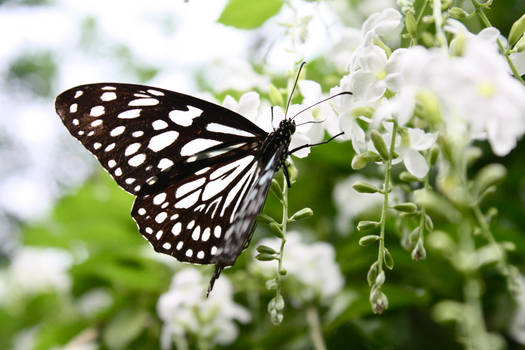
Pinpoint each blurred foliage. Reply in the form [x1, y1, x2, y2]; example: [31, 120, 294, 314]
[2, 0, 525, 349]
[7, 50, 57, 97]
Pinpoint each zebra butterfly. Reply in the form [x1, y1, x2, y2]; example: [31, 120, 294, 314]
[55, 77, 348, 294]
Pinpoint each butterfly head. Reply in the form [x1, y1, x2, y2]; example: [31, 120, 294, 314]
[279, 118, 296, 136]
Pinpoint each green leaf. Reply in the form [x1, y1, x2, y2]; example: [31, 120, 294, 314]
[218, 0, 284, 29]
[103, 309, 149, 350]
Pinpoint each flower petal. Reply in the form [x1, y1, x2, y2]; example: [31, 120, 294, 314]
[402, 148, 429, 178]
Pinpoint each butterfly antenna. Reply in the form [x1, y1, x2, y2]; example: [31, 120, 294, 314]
[291, 91, 352, 121]
[285, 61, 307, 117]
[296, 119, 326, 127]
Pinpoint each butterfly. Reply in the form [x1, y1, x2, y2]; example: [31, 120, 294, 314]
[55, 73, 349, 294]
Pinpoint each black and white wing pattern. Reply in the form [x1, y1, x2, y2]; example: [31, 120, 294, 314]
[55, 83, 295, 291]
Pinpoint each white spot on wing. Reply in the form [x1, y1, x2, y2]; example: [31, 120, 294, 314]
[74, 90, 83, 98]
[176, 178, 205, 199]
[180, 139, 221, 157]
[148, 131, 179, 152]
[91, 119, 102, 127]
[157, 158, 174, 170]
[176, 241, 183, 250]
[105, 143, 115, 152]
[155, 212, 167, 223]
[90, 106, 105, 117]
[69, 103, 78, 113]
[153, 192, 166, 205]
[174, 189, 201, 209]
[197, 251, 205, 259]
[185, 249, 193, 257]
[172, 223, 182, 236]
[206, 123, 255, 137]
[202, 228, 211, 241]
[132, 131, 144, 137]
[108, 160, 116, 168]
[152, 120, 168, 130]
[125, 143, 141, 156]
[162, 242, 171, 250]
[191, 226, 200, 240]
[128, 153, 146, 167]
[169, 106, 203, 127]
[118, 109, 141, 119]
[110, 126, 125, 137]
[101, 86, 116, 91]
[148, 89, 164, 96]
[101, 92, 117, 101]
[138, 208, 146, 215]
[214, 226, 221, 238]
[129, 98, 159, 106]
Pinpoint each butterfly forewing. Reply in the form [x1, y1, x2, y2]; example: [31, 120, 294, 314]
[55, 83, 268, 195]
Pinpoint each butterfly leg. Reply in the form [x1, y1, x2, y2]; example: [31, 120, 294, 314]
[283, 162, 292, 188]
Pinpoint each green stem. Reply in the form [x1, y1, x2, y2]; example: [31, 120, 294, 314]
[474, 3, 525, 84]
[377, 122, 398, 272]
[433, 0, 448, 50]
[306, 306, 327, 350]
[275, 172, 289, 303]
[458, 222, 491, 350]
[416, 0, 430, 26]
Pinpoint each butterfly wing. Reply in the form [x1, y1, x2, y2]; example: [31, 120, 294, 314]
[56, 83, 274, 266]
[55, 83, 267, 195]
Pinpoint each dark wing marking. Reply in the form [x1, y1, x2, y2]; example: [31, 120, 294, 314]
[55, 83, 267, 195]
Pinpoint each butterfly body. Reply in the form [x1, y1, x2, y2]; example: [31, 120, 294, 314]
[55, 82, 299, 292]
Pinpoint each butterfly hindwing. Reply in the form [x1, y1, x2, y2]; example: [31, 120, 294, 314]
[55, 83, 268, 195]
[131, 152, 263, 264]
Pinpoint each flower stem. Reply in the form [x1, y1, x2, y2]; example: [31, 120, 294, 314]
[306, 306, 327, 350]
[432, 0, 448, 50]
[474, 4, 525, 84]
[377, 122, 398, 272]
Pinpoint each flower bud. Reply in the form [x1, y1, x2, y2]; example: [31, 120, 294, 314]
[367, 262, 378, 286]
[265, 279, 278, 290]
[405, 11, 417, 38]
[515, 35, 525, 52]
[392, 202, 418, 213]
[411, 238, 427, 260]
[351, 151, 381, 170]
[370, 290, 389, 314]
[399, 171, 420, 182]
[429, 145, 440, 166]
[473, 163, 506, 198]
[375, 270, 386, 287]
[269, 84, 284, 107]
[353, 182, 381, 193]
[256, 253, 277, 261]
[448, 7, 468, 19]
[257, 245, 277, 255]
[269, 222, 283, 238]
[383, 248, 394, 270]
[357, 220, 380, 232]
[509, 14, 525, 48]
[359, 235, 380, 246]
[371, 131, 390, 161]
[270, 179, 282, 198]
[290, 207, 313, 221]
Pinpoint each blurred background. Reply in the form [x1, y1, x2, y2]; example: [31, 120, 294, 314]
[1, 0, 525, 349]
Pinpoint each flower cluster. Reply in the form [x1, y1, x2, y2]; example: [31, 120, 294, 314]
[252, 232, 344, 304]
[157, 267, 250, 349]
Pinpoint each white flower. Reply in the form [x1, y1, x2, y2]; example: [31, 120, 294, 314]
[299, 79, 342, 138]
[253, 232, 344, 303]
[157, 267, 250, 349]
[436, 28, 525, 155]
[0, 247, 72, 303]
[222, 91, 261, 124]
[509, 275, 525, 344]
[333, 175, 384, 232]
